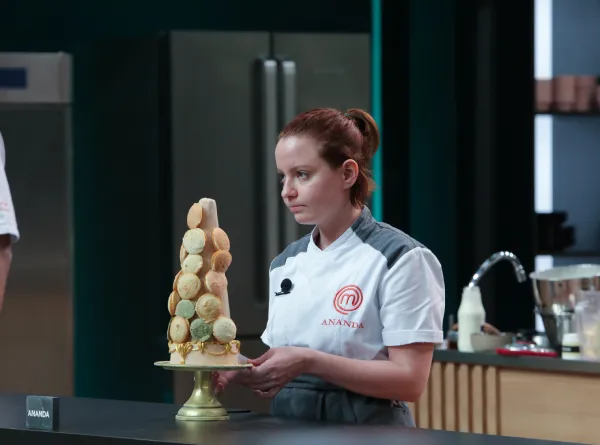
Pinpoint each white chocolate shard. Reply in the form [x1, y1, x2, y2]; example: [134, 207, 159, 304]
[197, 198, 230, 318]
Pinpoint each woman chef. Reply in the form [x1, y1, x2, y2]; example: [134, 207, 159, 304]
[214, 108, 445, 426]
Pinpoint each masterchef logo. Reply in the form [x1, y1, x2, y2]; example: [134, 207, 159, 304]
[321, 285, 365, 328]
[333, 285, 363, 315]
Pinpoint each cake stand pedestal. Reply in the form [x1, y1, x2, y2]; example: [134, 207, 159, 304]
[154, 361, 252, 422]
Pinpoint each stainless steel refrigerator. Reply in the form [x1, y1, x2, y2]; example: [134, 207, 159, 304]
[164, 31, 370, 412]
[96, 30, 371, 412]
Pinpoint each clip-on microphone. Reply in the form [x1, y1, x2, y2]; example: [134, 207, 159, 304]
[275, 278, 293, 296]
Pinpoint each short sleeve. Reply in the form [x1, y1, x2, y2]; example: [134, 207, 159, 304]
[379, 247, 445, 346]
[0, 133, 19, 243]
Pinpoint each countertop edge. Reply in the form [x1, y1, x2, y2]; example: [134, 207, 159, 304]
[433, 350, 600, 375]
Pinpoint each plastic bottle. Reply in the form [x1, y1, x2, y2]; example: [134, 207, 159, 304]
[457, 285, 486, 352]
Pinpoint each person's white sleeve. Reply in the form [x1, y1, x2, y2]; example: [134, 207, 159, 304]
[0, 133, 19, 243]
[379, 247, 445, 346]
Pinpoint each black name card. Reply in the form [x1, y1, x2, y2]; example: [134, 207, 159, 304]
[26, 395, 59, 431]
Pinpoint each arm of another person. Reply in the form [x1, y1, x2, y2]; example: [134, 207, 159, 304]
[0, 234, 12, 312]
[0, 132, 19, 313]
[251, 247, 445, 402]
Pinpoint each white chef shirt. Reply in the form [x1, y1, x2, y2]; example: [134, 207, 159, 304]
[261, 206, 445, 361]
[0, 131, 19, 243]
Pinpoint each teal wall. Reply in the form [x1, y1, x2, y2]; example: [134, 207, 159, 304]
[371, 0, 383, 221]
[409, 0, 457, 323]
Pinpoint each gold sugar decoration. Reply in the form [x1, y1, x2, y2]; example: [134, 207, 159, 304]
[175, 342, 194, 364]
[168, 339, 241, 359]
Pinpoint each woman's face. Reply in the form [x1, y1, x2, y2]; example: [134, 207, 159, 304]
[275, 136, 356, 225]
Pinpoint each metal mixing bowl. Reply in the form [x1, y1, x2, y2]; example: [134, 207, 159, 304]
[530, 264, 600, 351]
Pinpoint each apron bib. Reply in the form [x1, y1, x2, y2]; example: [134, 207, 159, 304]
[271, 374, 416, 426]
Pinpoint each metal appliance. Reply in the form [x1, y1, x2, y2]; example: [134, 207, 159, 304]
[530, 264, 600, 352]
[103, 31, 371, 412]
[172, 31, 369, 412]
[0, 53, 73, 396]
[167, 31, 369, 328]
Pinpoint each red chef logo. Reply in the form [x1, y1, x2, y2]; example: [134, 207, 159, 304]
[333, 285, 363, 315]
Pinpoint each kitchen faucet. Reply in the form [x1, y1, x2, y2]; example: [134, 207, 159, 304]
[468, 251, 527, 287]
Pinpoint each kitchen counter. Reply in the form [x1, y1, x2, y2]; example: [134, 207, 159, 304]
[410, 350, 600, 444]
[433, 349, 600, 375]
[0, 392, 581, 445]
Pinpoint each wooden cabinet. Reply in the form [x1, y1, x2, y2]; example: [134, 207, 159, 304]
[411, 360, 600, 445]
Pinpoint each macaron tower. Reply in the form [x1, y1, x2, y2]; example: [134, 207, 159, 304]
[167, 198, 241, 366]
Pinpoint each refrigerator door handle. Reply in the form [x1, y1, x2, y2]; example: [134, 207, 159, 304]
[277, 59, 299, 247]
[277, 59, 296, 129]
[256, 58, 280, 302]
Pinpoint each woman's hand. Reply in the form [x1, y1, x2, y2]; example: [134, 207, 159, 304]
[246, 347, 311, 397]
[212, 347, 311, 398]
[212, 371, 230, 395]
[212, 368, 255, 395]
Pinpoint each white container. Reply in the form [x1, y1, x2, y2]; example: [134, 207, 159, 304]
[574, 290, 600, 361]
[561, 332, 581, 361]
[457, 286, 486, 352]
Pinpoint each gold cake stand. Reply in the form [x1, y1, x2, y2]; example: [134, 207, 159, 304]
[155, 361, 252, 422]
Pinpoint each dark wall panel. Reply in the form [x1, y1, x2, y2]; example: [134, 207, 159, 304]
[455, 0, 535, 333]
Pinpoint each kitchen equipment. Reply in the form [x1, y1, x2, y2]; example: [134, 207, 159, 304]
[470, 332, 514, 352]
[530, 264, 600, 352]
[574, 288, 600, 361]
[533, 333, 552, 349]
[468, 251, 528, 287]
[456, 251, 526, 352]
[561, 332, 581, 361]
[162, 31, 370, 335]
[514, 329, 552, 348]
[496, 341, 558, 358]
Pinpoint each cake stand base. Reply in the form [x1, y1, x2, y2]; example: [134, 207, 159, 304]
[154, 361, 252, 422]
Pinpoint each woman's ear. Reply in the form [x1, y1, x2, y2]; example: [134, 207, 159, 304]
[341, 159, 359, 189]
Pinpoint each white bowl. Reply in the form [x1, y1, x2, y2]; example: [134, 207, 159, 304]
[470, 332, 514, 352]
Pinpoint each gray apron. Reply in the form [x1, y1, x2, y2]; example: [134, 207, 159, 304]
[271, 374, 416, 426]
